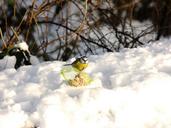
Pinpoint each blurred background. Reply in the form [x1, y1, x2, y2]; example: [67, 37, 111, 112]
[0, 0, 170, 61]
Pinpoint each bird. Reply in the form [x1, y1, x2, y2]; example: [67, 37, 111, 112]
[72, 56, 88, 71]
[65, 56, 88, 71]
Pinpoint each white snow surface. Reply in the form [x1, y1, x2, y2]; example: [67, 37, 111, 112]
[15, 41, 29, 51]
[1, 39, 171, 128]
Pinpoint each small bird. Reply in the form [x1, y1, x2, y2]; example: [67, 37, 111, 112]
[61, 56, 90, 87]
[65, 56, 88, 71]
[72, 56, 88, 71]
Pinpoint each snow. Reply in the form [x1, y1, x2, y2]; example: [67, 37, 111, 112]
[0, 56, 16, 70]
[1, 39, 171, 128]
[14, 41, 29, 51]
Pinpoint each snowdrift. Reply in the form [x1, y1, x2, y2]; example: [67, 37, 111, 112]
[1, 39, 171, 128]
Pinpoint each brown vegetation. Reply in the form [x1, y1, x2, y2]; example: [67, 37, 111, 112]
[0, 0, 170, 61]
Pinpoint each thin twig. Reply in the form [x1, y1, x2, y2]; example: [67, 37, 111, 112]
[0, 28, 6, 48]
[11, 27, 19, 41]
[37, 20, 113, 52]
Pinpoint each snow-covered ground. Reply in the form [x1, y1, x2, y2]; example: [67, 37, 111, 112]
[1, 39, 171, 128]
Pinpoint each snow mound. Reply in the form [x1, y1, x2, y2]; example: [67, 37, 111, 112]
[1, 39, 171, 128]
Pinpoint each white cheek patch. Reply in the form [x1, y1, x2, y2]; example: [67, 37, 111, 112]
[80, 57, 88, 64]
[84, 59, 88, 64]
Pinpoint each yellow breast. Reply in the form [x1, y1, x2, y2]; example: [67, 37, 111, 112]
[72, 61, 88, 71]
